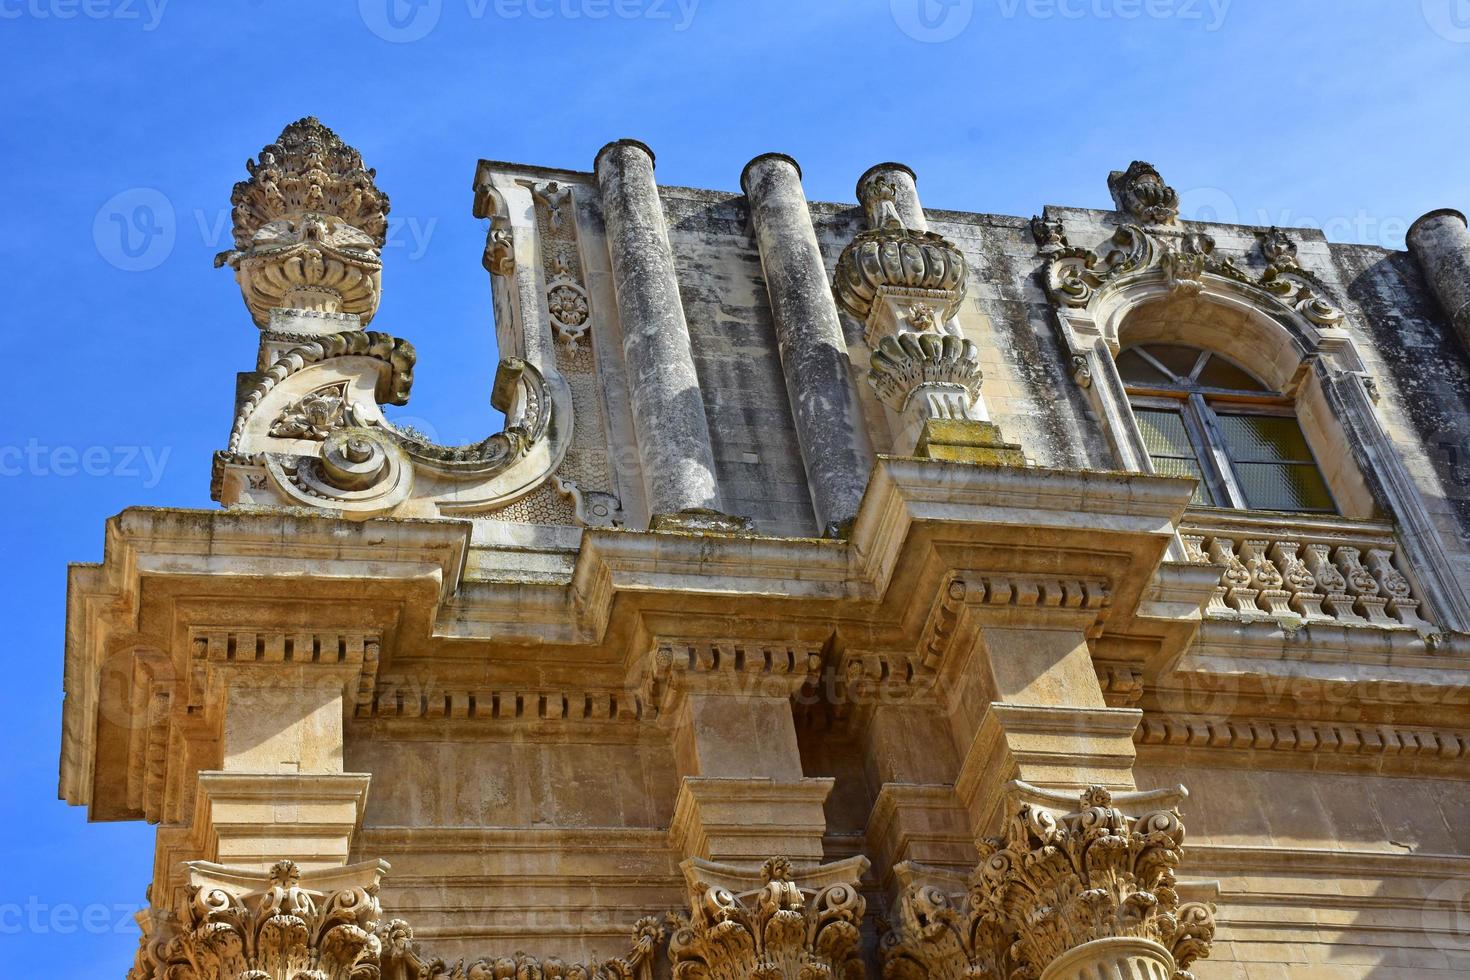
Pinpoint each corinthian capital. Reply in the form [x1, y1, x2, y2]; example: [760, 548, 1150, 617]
[668, 856, 867, 980]
[883, 783, 1216, 980]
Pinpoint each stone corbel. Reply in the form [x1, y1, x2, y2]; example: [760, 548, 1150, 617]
[882, 782, 1217, 980]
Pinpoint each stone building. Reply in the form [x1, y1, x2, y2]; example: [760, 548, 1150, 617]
[59, 118, 1470, 978]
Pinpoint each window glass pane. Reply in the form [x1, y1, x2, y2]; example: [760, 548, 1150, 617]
[1216, 413, 1314, 462]
[1150, 456, 1214, 506]
[1195, 355, 1268, 392]
[1133, 407, 1214, 505]
[1234, 462, 1335, 511]
[1144, 344, 1208, 380]
[1135, 407, 1194, 456]
[1116, 348, 1171, 385]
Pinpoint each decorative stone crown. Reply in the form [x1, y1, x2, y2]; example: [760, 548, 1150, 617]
[833, 225, 968, 337]
[215, 117, 390, 326]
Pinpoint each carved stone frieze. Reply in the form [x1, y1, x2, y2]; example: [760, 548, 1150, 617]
[882, 784, 1216, 980]
[216, 117, 390, 327]
[667, 857, 866, 980]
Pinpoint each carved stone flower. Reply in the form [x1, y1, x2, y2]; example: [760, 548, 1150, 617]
[548, 284, 589, 327]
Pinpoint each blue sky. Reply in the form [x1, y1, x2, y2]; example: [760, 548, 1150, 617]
[3, 0, 1470, 974]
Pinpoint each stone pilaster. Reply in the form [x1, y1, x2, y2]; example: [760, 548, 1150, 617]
[741, 153, 870, 535]
[595, 139, 725, 525]
[1408, 208, 1470, 359]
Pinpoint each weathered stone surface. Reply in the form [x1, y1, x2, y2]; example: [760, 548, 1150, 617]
[58, 128, 1470, 978]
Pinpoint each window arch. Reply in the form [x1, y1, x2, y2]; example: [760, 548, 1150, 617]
[1119, 343, 1335, 513]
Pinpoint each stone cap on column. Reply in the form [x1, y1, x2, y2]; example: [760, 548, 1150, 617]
[595, 137, 658, 172]
[740, 152, 803, 194]
[1409, 207, 1469, 242]
[856, 161, 918, 197]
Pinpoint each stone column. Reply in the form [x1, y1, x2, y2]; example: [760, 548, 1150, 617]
[741, 153, 870, 534]
[595, 139, 724, 524]
[858, 162, 926, 232]
[1408, 208, 1470, 356]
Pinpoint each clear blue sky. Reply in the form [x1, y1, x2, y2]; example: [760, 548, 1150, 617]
[3, 1, 1469, 974]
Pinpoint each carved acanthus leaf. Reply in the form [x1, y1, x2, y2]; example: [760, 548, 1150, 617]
[883, 785, 1217, 980]
[667, 857, 866, 980]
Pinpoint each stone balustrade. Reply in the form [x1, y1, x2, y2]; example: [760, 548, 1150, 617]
[1179, 511, 1439, 638]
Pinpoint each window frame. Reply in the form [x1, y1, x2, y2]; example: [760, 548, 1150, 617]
[1121, 345, 1338, 514]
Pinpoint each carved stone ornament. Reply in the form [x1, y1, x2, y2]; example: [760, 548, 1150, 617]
[129, 858, 666, 980]
[667, 857, 866, 980]
[868, 331, 983, 417]
[1107, 162, 1179, 226]
[1031, 215, 1068, 255]
[269, 381, 358, 440]
[833, 225, 969, 347]
[215, 117, 390, 327]
[882, 783, 1216, 980]
[1039, 213, 1345, 329]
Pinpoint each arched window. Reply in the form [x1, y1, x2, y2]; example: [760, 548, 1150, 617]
[1117, 343, 1335, 513]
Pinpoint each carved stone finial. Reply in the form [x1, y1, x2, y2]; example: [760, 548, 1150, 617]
[883, 783, 1217, 980]
[1259, 226, 1299, 271]
[216, 117, 391, 327]
[1108, 162, 1179, 226]
[1032, 214, 1069, 255]
[833, 225, 968, 345]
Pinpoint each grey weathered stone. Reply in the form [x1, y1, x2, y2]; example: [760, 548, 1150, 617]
[857, 162, 926, 232]
[742, 153, 870, 534]
[594, 139, 723, 520]
[1408, 208, 1470, 358]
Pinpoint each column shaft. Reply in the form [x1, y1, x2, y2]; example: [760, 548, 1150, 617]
[1409, 208, 1470, 357]
[595, 139, 722, 519]
[743, 154, 870, 533]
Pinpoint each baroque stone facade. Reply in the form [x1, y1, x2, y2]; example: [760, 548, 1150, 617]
[61, 120, 1470, 978]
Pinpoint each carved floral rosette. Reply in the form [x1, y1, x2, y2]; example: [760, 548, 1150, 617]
[667, 857, 866, 980]
[216, 117, 390, 326]
[882, 786, 1216, 980]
